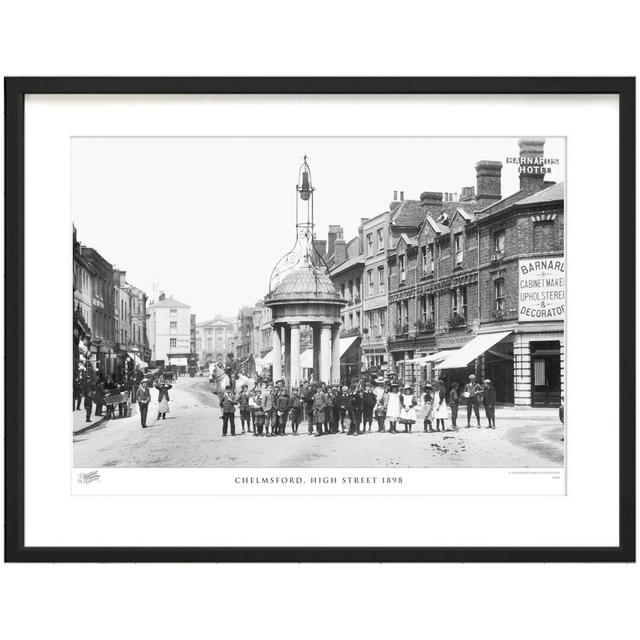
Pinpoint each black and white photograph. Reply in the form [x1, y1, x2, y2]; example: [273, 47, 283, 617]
[72, 136, 566, 472]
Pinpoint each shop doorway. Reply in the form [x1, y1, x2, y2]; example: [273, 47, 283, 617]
[485, 343, 514, 404]
[530, 340, 561, 407]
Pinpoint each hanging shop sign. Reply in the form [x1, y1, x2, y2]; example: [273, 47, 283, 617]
[518, 257, 565, 321]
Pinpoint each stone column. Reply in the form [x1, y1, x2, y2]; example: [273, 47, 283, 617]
[271, 323, 282, 382]
[312, 323, 321, 383]
[331, 324, 341, 385]
[284, 325, 291, 387]
[513, 334, 531, 406]
[320, 324, 332, 383]
[290, 324, 301, 389]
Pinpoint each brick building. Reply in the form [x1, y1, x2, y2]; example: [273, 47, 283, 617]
[387, 139, 564, 407]
[80, 246, 116, 376]
[329, 229, 365, 383]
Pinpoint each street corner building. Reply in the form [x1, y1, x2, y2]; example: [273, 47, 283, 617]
[384, 139, 564, 407]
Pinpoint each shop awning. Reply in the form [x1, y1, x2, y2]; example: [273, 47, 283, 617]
[408, 351, 456, 366]
[435, 331, 512, 369]
[339, 336, 358, 356]
[260, 347, 284, 366]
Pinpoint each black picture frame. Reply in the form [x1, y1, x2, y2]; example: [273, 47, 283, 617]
[4, 77, 635, 563]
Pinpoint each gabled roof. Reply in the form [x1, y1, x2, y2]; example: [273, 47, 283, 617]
[418, 214, 450, 240]
[396, 232, 419, 250]
[149, 296, 189, 309]
[516, 181, 564, 206]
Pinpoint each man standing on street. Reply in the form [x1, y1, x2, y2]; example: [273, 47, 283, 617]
[464, 374, 482, 428]
[83, 378, 94, 423]
[482, 378, 496, 428]
[136, 379, 151, 428]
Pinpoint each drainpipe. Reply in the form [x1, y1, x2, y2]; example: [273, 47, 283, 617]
[477, 224, 481, 325]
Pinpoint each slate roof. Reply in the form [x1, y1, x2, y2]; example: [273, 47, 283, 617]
[516, 181, 564, 206]
[390, 200, 426, 228]
[330, 254, 365, 277]
[475, 181, 563, 220]
[149, 296, 189, 309]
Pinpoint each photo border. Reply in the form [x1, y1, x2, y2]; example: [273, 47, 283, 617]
[4, 76, 635, 562]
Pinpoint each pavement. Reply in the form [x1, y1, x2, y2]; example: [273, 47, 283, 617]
[72, 407, 109, 434]
[73, 376, 565, 469]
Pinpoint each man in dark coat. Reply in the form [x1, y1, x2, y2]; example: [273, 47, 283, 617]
[274, 386, 290, 435]
[348, 388, 364, 435]
[362, 382, 377, 432]
[73, 377, 83, 411]
[83, 379, 95, 423]
[94, 376, 105, 416]
[482, 379, 497, 428]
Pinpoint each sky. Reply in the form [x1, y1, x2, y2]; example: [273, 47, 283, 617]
[72, 136, 565, 322]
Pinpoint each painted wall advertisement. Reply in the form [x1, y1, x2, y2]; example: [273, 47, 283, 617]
[518, 257, 565, 321]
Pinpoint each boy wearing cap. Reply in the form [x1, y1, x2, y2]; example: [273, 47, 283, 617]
[362, 382, 377, 432]
[337, 386, 350, 432]
[221, 385, 237, 436]
[237, 383, 251, 434]
[136, 379, 151, 428]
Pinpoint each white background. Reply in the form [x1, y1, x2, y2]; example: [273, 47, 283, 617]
[1, 2, 638, 640]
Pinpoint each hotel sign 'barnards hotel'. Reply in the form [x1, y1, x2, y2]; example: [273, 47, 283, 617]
[518, 257, 565, 321]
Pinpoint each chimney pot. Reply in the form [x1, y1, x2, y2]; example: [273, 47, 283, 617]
[400, 191, 404, 201]
[393, 190, 398, 200]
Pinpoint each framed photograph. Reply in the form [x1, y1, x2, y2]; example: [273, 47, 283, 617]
[5, 77, 635, 562]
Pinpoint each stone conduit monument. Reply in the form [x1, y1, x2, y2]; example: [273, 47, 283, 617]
[264, 156, 346, 387]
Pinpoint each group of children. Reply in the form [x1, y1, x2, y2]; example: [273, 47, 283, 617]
[217, 374, 496, 437]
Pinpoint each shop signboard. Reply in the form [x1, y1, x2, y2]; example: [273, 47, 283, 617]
[518, 257, 565, 322]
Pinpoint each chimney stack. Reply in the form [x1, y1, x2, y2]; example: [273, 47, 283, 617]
[420, 191, 444, 209]
[460, 186, 475, 202]
[327, 224, 343, 257]
[334, 237, 347, 264]
[475, 161, 502, 203]
[358, 218, 369, 254]
[393, 190, 398, 201]
[518, 138, 546, 191]
[399, 191, 404, 201]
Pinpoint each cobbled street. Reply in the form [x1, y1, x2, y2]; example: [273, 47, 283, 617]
[74, 376, 564, 468]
